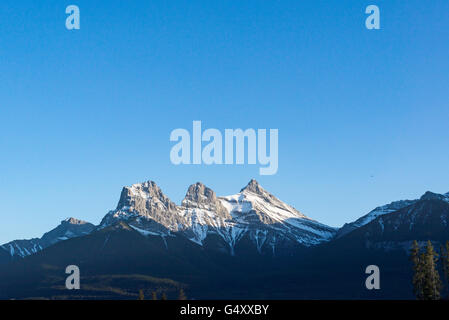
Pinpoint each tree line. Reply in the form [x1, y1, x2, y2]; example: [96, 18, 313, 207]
[135, 241, 449, 300]
[138, 288, 187, 300]
[411, 240, 449, 300]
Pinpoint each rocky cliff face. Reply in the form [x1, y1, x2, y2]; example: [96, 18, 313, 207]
[100, 181, 184, 234]
[99, 179, 337, 254]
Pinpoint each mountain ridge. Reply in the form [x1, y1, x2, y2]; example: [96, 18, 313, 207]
[97, 179, 336, 254]
[1, 182, 449, 299]
[335, 191, 449, 239]
[0, 218, 95, 261]
[2, 180, 448, 263]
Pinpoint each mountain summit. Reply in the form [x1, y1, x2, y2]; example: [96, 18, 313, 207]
[240, 179, 264, 194]
[99, 179, 336, 254]
[335, 190, 449, 239]
[2, 182, 449, 299]
[0, 218, 95, 260]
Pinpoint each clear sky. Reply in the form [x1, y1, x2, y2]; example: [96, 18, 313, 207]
[1, 0, 449, 243]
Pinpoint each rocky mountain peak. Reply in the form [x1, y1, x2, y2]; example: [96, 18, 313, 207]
[240, 179, 264, 194]
[1, 217, 95, 259]
[101, 179, 334, 249]
[420, 191, 447, 201]
[181, 182, 231, 220]
[183, 182, 217, 204]
[129, 180, 164, 199]
[101, 181, 183, 232]
[62, 217, 89, 225]
[116, 180, 177, 212]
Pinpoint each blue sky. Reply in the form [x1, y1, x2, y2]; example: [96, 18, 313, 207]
[1, 0, 448, 243]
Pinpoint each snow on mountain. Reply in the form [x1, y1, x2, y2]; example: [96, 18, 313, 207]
[99, 179, 337, 254]
[0, 218, 95, 259]
[178, 182, 233, 245]
[335, 190, 449, 239]
[2, 180, 448, 262]
[1, 239, 42, 258]
[337, 193, 449, 252]
[219, 179, 336, 246]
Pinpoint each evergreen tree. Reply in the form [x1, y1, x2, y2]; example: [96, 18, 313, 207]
[151, 291, 158, 300]
[440, 240, 449, 298]
[422, 241, 442, 300]
[410, 240, 424, 300]
[178, 288, 187, 300]
[138, 289, 145, 300]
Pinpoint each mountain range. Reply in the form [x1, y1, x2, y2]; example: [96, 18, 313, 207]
[1, 179, 448, 299]
[0, 218, 95, 263]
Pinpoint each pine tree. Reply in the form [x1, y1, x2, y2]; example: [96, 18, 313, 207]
[151, 291, 158, 300]
[440, 240, 449, 298]
[410, 240, 424, 300]
[138, 289, 145, 300]
[178, 288, 187, 300]
[422, 241, 442, 300]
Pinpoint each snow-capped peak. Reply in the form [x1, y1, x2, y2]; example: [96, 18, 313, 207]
[100, 180, 183, 232]
[63, 217, 90, 225]
[335, 190, 449, 239]
[182, 182, 218, 207]
[125, 181, 171, 203]
[222, 179, 309, 221]
[240, 179, 264, 194]
[99, 179, 336, 253]
[335, 199, 416, 239]
[218, 180, 335, 246]
[1, 218, 95, 259]
[181, 182, 231, 219]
